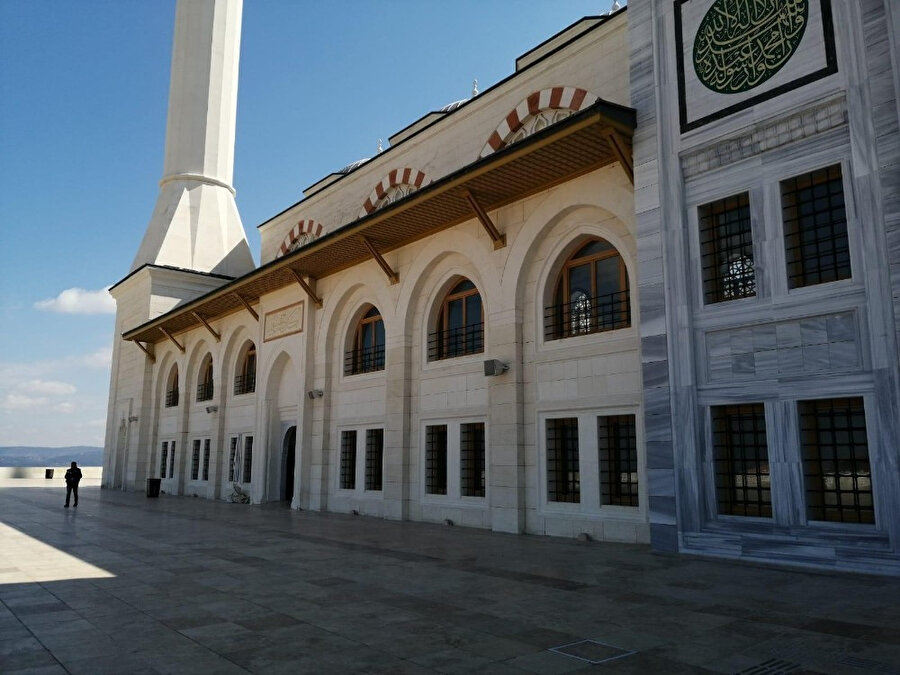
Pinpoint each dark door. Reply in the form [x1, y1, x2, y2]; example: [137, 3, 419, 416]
[282, 426, 296, 501]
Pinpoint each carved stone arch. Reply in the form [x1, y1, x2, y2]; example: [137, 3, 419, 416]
[277, 219, 325, 258]
[396, 230, 499, 343]
[359, 168, 430, 218]
[479, 86, 598, 158]
[183, 338, 214, 405]
[220, 324, 257, 398]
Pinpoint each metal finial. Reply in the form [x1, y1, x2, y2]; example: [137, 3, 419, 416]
[377, 139, 383, 153]
[472, 79, 478, 97]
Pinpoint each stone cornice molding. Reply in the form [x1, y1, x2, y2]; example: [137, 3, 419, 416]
[158, 172, 237, 196]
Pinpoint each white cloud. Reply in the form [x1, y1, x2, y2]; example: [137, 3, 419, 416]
[22, 379, 77, 395]
[34, 287, 115, 315]
[1, 393, 49, 410]
[51, 401, 76, 414]
[77, 346, 113, 369]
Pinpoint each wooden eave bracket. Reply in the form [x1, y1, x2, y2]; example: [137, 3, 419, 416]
[464, 189, 506, 249]
[604, 129, 634, 185]
[131, 339, 156, 363]
[233, 293, 259, 321]
[288, 268, 323, 307]
[158, 327, 185, 353]
[192, 312, 220, 342]
[361, 236, 399, 284]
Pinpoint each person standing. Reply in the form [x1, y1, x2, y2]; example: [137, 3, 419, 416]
[64, 461, 82, 508]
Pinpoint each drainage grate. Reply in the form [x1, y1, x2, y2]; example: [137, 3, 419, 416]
[549, 639, 635, 665]
[734, 659, 801, 675]
[836, 655, 898, 674]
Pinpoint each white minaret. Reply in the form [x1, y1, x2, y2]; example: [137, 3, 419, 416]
[103, 0, 252, 491]
[131, 0, 254, 277]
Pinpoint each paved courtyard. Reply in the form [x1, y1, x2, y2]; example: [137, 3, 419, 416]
[1, 480, 898, 674]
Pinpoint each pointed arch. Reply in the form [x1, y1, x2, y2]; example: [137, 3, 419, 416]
[359, 168, 429, 217]
[479, 86, 598, 158]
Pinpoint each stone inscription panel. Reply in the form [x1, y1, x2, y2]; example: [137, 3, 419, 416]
[705, 311, 860, 382]
[264, 301, 304, 342]
[674, 0, 837, 132]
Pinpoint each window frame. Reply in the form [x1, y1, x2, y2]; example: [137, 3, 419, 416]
[164, 366, 179, 408]
[233, 343, 257, 396]
[345, 305, 386, 376]
[196, 354, 214, 402]
[697, 192, 757, 304]
[428, 279, 485, 361]
[420, 417, 489, 505]
[545, 237, 631, 341]
[334, 425, 385, 496]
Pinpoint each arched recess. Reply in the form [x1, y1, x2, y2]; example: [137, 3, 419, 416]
[277, 219, 325, 258]
[260, 350, 300, 503]
[359, 168, 429, 218]
[148, 349, 180, 482]
[480, 86, 599, 158]
[233, 340, 257, 396]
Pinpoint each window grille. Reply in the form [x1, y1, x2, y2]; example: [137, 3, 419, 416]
[460, 422, 486, 498]
[345, 345, 386, 375]
[699, 193, 756, 303]
[160, 442, 168, 479]
[800, 397, 873, 524]
[426, 425, 448, 495]
[233, 373, 256, 395]
[782, 164, 850, 288]
[428, 322, 484, 360]
[165, 388, 179, 407]
[544, 290, 630, 340]
[191, 440, 201, 481]
[598, 415, 639, 506]
[365, 429, 383, 491]
[196, 381, 214, 402]
[169, 441, 175, 478]
[547, 418, 579, 503]
[228, 437, 238, 482]
[202, 439, 210, 481]
[711, 404, 771, 517]
[340, 430, 357, 490]
[243, 436, 253, 483]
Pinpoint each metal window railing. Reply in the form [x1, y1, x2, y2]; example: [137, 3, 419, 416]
[544, 290, 630, 341]
[233, 373, 256, 396]
[427, 323, 484, 361]
[165, 389, 179, 407]
[196, 381, 214, 402]
[344, 345, 385, 375]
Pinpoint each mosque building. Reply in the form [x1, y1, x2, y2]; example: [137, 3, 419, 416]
[104, 0, 900, 575]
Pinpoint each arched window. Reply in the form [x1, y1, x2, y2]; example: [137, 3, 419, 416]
[429, 279, 484, 360]
[234, 343, 257, 395]
[164, 365, 179, 407]
[197, 354, 214, 402]
[345, 306, 385, 375]
[546, 238, 630, 340]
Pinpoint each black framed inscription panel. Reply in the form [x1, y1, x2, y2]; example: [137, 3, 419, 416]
[674, 0, 837, 133]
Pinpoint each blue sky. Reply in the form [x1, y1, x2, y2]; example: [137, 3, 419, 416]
[0, 0, 621, 447]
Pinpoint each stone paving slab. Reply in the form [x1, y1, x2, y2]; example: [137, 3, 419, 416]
[1, 480, 899, 674]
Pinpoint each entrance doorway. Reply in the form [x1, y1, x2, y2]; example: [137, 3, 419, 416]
[282, 426, 296, 502]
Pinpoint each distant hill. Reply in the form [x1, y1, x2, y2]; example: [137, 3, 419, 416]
[0, 446, 103, 467]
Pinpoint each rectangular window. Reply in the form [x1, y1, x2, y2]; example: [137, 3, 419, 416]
[340, 430, 357, 490]
[160, 441, 168, 479]
[800, 397, 873, 524]
[598, 415, 639, 506]
[169, 440, 176, 478]
[547, 418, 580, 503]
[202, 439, 211, 481]
[191, 439, 201, 481]
[243, 436, 253, 483]
[782, 164, 850, 288]
[365, 429, 384, 491]
[228, 437, 238, 482]
[711, 404, 771, 517]
[425, 425, 448, 495]
[460, 422, 486, 497]
[699, 193, 755, 303]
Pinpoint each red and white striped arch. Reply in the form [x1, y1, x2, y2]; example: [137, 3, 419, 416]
[479, 86, 598, 158]
[359, 168, 430, 218]
[277, 219, 325, 258]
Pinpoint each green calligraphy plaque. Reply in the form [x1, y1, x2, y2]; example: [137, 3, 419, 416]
[693, 0, 809, 94]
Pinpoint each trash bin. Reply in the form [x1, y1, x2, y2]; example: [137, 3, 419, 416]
[45, 468, 54, 479]
[146, 478, 161, 498]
